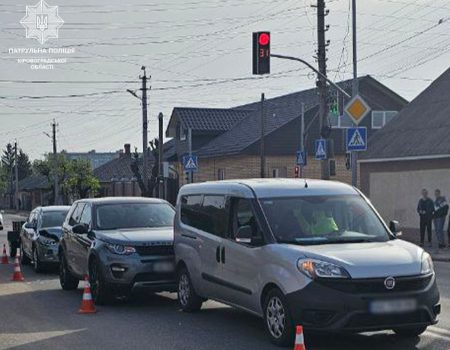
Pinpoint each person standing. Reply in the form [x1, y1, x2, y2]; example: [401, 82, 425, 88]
[433, 189, 448, 249]
[417, 189, 434, 247]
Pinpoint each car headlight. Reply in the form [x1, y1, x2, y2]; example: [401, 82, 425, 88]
[297, 258, 350, 279]
[421, 252, 434, 275]
[38, 237, 58, 246]
[105, 243, 136, 255]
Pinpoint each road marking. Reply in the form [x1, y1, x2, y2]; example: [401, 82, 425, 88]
[0, 329, 85, 350]
[426, 327, 450, 342]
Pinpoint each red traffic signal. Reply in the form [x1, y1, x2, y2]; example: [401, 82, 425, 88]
[252, 31, 270, 75]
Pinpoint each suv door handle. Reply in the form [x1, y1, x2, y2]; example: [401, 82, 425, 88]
[216, 246, 221, 263]
[221, 247, 225, 264]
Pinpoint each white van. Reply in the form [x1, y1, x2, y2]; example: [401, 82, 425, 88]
[174, 179, 440, 346]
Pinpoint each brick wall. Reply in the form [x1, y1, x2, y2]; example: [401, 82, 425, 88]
[175, 154, 353, 186]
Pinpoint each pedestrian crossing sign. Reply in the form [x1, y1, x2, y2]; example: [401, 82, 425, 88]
[296, 150, 307, 166]
[346, 127, 367, 152]
[182, 155, 199, 172]
[315, 139, 327, 160]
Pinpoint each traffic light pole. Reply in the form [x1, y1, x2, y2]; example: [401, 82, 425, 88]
[260, 93, 266, 178]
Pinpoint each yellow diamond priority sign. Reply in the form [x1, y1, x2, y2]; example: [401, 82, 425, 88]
[344, 94, 371, 125]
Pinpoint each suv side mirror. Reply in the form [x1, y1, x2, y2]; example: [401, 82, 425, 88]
[25, 221, 37, 230]
[73, 223, 88, 235]
[235, 225, 253, 244]
[389, 220, 402, 237]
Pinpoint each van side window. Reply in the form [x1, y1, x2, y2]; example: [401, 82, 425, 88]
[180, 195, 203, 229]
[230, 198, 262, 242]
[202, 195, 228, 237]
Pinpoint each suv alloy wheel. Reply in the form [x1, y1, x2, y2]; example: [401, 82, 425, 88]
[59, 253, 79, 290]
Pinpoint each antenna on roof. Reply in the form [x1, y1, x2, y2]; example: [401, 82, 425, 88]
[304, 179, 308, 188]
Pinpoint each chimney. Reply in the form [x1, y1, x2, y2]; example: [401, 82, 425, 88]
[124, 143, 131, 156]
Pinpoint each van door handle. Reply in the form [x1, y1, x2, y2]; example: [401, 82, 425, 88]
[221, 247, 225, 264]
[216, 246, 221, 263]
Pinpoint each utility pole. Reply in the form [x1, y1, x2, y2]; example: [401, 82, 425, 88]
[14, 141, 19, 211]
[300, 102, 305, 178]
[158, 112, 164, 199]
[317, 0, 329, 180]
[187, 128, 193, 184]
[260, 93, 266, 178]
[52, 120, 59, 204]
[351, 0, 359, 187]
[141, 67, 149, 194]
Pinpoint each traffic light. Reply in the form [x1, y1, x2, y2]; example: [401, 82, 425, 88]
[294, 166, 300, 178]
[252, 32, 270, 75]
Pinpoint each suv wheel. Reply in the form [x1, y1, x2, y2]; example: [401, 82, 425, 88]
[59, 253, 79, 290]
[393, 326, 427, 337]
[89, 258, 113, 305]
[177, 267, 203, 312]
[263, 288, 295, 346]
[20, 244, 31, 265]
[32, 246, 44, 273]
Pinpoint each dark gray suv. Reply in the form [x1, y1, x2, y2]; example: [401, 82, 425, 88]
[59, 197, 176, 304]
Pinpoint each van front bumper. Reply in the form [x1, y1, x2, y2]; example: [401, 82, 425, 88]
[285, 273, 440, 332]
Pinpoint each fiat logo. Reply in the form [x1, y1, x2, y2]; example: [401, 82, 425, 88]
[384, 276, 396, 290]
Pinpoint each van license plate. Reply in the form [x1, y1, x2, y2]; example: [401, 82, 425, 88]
[370, 299, 417, 314]
[153, 261, 174, 273]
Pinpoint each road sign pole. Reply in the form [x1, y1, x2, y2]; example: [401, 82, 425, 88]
[351, 0, 358, 187]
[188, 127, 193, 184]
[300, 102, 305, 178]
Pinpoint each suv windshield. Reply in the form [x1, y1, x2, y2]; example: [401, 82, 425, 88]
[259, 195, 390, 245]
[95, 203, 175, 230]
[41, 210, 69, 228]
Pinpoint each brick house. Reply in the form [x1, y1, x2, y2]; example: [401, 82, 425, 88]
[167, 76, 407, 186]
[360, 68, 450, 232]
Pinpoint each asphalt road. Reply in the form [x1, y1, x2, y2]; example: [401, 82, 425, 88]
[1, 213, 449, 350]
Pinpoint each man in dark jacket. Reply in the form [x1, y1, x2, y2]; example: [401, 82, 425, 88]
[433, 189, 448, 249]
[417, 189, 434, 247]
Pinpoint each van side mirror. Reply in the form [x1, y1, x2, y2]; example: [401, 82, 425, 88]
[389, 220, 402, 237]
[235, 225, 253, 244]
[73, 223, 88, 235]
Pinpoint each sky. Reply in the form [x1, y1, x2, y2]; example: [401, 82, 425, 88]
[1, 0, 449, 159]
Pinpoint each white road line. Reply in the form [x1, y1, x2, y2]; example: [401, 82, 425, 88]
[428, 326, 450, 337]
[0, 329, 86, 350]
[426, 327, 450, 342]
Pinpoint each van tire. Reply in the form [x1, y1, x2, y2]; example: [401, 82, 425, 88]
[177, 267, 203, 312]
[393, 326, 427, 337]
[263, 288, 295, 347]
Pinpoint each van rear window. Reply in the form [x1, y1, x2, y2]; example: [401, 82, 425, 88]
[180, 195, 228, 237]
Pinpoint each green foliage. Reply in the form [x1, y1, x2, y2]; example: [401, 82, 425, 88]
[0, 143, 32, 196]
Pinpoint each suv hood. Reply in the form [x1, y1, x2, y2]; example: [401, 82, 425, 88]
[95, 227, 173, 245]
[296, 239, 424, 278]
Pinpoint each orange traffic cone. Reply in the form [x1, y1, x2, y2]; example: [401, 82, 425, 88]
[293, 325, 306, 350]
[79, 276, 97, 314]
[1, 244, 8, 264]
[11, 252, 24, 281]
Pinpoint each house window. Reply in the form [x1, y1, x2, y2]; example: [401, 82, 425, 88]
[179, 124, 186, 141]
[272, 167, 287, 178]
[371, 111, 397, 129]
[217, 168, 225, 180]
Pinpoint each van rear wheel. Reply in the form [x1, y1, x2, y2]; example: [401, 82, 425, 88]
[393, 326, 427, 337]
[263, 288, 295, 347]
[177, 267, 202, 312]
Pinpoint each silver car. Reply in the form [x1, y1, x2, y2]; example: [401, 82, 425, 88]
[174, 179, 440, 346]
[21, 206, 71, 272]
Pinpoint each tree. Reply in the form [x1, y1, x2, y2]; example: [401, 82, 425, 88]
[17, 150, 32, 180]
[63, 159, 100, 199]
[130, 139, 160, 197]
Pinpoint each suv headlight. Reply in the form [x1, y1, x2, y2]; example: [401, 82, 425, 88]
[421, 252, 434, 275]
[297, 258, 350, 279]
[105, 243, 136, 255]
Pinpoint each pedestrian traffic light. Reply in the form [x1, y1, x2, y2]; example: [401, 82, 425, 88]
[294, 166, 300, 178]
[253, 32, 270, 75]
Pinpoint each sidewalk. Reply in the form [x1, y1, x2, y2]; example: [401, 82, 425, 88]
[400, 229, 450, 262]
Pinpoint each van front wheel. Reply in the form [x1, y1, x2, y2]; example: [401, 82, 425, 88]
[263, 288, 295, 347]
[177, 267, 202, 312]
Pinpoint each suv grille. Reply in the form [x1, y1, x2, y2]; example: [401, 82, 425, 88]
[135, 245, 174, 257]
[318, 274, 433, 294]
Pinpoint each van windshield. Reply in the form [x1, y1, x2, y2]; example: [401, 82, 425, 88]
[259, 195, 390, 245]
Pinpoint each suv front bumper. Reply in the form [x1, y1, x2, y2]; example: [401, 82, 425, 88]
[285, 274, 440, 332]
[98, 251, 176, 292]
